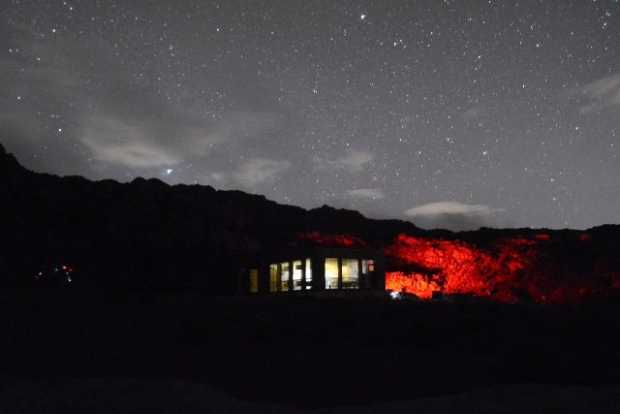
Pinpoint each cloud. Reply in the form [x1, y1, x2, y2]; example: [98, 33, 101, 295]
[78, 110, 282, 169]
[314, 149, 373, 173]
[405, 201, 505, 231]
[0, 24, 285, 173]
[346, 188, 385, 200]
[80, 117, 182, 168]
[405, 201, 498, 217]
[232, 158, 291, 188]
[572, 73, 620, 114]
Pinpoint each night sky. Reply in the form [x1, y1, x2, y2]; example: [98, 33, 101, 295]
[2, 1, 619, 230]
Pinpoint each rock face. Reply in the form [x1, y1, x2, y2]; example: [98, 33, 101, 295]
[1, 141, 620, 302]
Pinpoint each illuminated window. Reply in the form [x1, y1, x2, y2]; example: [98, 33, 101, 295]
[281, 262, 290, 292]
[293, 260, 303, 291]
[305, 258, 312, 290]
[341, 258, 359, 289]
[325, 258, 339, 290]
[249, 269, 258, 293]
[269, 264, 278, 292]
[362, 259, 374, 273]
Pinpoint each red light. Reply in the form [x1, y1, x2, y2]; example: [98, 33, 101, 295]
[297, 231, 366, 248]
[384, 233, 607, 304]
[579, 233, 592, 242]
[296, 231, 619, 304]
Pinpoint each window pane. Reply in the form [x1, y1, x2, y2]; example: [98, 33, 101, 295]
[269, 264, 278, 292]
[249, 269, 258, 293]
[305, 258, 312, 290]
[293, 260, 303, 291]
[325, 258, 338, 290]
[281, 262, 290, 292]
[342, 258, 359, 289]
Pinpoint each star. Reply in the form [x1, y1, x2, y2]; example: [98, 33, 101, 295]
[1, 0, 618, 230]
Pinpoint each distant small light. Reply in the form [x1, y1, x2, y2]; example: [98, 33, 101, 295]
[16, 96, 22, 100]
[390, 291, 402, 300]
[58, 128, 63, 133]
[52, 28, 57, 33]
[360, 13, 367, 21]
[165, 168, 174, 176]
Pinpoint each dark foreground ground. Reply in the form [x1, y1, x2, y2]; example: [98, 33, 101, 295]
[2, 290, 620, 412]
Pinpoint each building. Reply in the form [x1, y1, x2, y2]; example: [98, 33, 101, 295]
[243, 246, 385, 294]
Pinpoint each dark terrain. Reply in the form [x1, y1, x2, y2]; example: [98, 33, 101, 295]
[2, 290, 620, 411]
[2, 142, 620, 410]
[2, 142, 620, 303]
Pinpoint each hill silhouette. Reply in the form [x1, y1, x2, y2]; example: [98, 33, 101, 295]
[1, 142, 620, 301]
[4, 142, 620, 408]
[0, 142, 423, 291]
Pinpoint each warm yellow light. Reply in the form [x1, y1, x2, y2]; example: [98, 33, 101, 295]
[281, 262, 290, 291]
[305, 258, 312, 290]
[249, 269, 258, 293]
[292, 260, 303, 290]
[341, 258, 359, 289]
[269, 264, 278, 292]
[325, 258, 338, 289]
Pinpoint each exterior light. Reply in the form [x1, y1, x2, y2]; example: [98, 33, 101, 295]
[390, 291, 402, 300]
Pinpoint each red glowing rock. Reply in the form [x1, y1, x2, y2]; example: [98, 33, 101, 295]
[534, 233, 551, 241]
[383, 233, 615, 304]
[297, 231, 366, 248]
[298, 231, 619, 304]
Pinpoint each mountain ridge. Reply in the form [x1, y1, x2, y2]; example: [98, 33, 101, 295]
[0, 141, 424, 290]
[2, 141, 619, 298]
